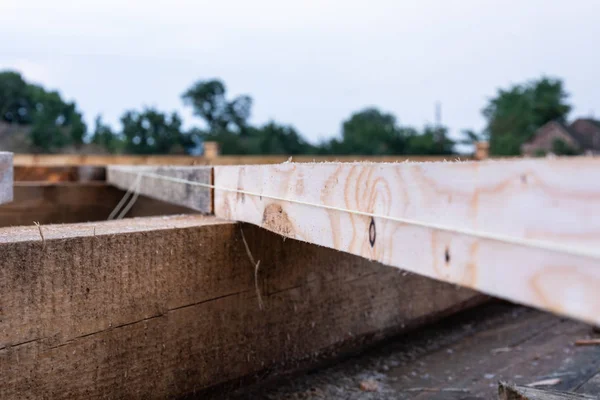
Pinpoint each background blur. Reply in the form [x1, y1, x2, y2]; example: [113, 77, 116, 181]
[0, 0, 598, 156]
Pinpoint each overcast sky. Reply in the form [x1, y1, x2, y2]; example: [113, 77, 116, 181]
[1, 0, 598, 143]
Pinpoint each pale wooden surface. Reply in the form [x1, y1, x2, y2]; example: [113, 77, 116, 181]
[0, 152, 13, 204]
[214, 158, 600, 325]
[107, 165, 212, 213]
[0, 215, 482, 399]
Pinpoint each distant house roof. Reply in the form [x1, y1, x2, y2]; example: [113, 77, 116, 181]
[522, 118, 600, 155]
[569, 118, 600, 153]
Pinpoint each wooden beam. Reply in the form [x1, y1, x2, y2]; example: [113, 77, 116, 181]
[0, 151, 13, 204]
[15, 153, 468, 167]
[0, 215, 483, 399]
[108, 165, 212, 213]
[213, 159, 600, 325]
[14, 165, 105, 182]
[0, 183, 194, 227]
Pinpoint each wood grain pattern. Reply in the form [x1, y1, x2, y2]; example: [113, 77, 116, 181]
[214, 158, 600, 325]
[0, 215, 482, 399]
[107, 165, 212, 213]
[0, 152, 13, 204]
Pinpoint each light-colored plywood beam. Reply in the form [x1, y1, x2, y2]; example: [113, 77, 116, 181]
[213, 158, 600, 325]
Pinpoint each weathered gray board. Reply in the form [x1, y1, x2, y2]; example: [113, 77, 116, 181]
[107, 165, 212, 213]
[0, 152, 13, 204]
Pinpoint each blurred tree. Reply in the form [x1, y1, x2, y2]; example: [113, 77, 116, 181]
[254, 122, 314, 155]
[405, 125, 454, 155]
[182, 79, 252, 134]
[317, 108, 454, 156]
[459, 129, 485, 146]
[0, 71, 31, 124]
[339, 108, 405, 154]
[0, 70, 87, 152]
[91, 115, 123, 153]
[483, 77, 571, 155]
[201, 121, 315, 155]
[121, 108, 191, 154]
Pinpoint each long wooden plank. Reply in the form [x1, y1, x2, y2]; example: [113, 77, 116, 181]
[213, 158, 600, 325]
[14, 165, 105, 182]
[108, 165, 212, 213]
[16, 153, 465, 166]
[0, 215, 482, 399]
[0, 151, 13, 204]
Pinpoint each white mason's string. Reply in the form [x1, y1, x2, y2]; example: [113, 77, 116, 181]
[108, 166, 600, 260]
[108, 172, 142, 220]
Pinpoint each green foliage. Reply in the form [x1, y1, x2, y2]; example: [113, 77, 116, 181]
[7, 71, 576, 158]
[182, 79, 252, 134]
[0, 70, 87, 152]
[314, 108, 454, 156]
[483, 77, 571, 156]
[121, 108, 191, 155]
[201, 121, 315, 155]
[551, 138, 580, 156]
[458, 129, 485, 145]
[338, 108, 405, 154]
[405, 126, 455, 155]
[91, 115, 123, 153]
[0, 71, 31, 124]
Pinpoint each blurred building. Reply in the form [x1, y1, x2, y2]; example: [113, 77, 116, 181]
[521, 118, 600, 156]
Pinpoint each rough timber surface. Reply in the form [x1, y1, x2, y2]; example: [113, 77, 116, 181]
[0, 182, 194, 226]
[0, 151, 13, 204]
[214, 158, 600, 324]
[0, 215, 482, 399]
[107, 165, 212, 213]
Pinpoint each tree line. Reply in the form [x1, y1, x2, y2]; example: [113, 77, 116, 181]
[0, 70, 572, 156]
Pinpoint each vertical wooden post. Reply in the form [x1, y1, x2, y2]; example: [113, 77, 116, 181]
[475, 141, 490, 160]
[203, 141, 220, 162]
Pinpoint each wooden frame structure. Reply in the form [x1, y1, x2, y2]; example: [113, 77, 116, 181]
[2, 153, 599, 399]
[109, 157, 600, 325]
